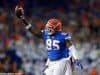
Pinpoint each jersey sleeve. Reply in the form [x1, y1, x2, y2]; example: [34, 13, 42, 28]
[62, 32, 72, 40]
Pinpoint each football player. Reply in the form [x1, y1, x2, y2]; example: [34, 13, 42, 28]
[15, 6, 83, 75]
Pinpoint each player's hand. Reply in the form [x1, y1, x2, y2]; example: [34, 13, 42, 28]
[15, 5, 24, 19]
[74, 60, 83, 70]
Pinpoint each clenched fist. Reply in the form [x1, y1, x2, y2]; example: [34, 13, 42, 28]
[15, 6, 24, 19]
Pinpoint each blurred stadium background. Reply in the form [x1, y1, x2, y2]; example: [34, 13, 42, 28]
[0, 0, 100, 75]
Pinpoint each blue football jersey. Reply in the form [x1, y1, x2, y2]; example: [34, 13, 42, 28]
[43, 31, 72, 60]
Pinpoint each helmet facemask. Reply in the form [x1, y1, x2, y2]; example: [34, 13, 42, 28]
[45, 24, 55, 35]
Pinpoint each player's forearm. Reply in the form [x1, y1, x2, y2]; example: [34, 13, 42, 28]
[69, 45, 79, 60]
[26, 24, 43, 38]
[68, 43, 83, 69]
[21, 19, 43, 38]
[66, 40, 79, 60]
[21, 17, 29, 25]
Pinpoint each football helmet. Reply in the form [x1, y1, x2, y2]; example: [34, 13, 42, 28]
[45, 18, 62, 35]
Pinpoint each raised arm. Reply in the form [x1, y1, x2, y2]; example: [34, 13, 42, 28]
[15, 6, 43, 38]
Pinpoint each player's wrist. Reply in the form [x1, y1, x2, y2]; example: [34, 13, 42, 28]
[25, 24, 32, 30]
[20, 15, 25, 20]
[74, 60, 83, 70]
